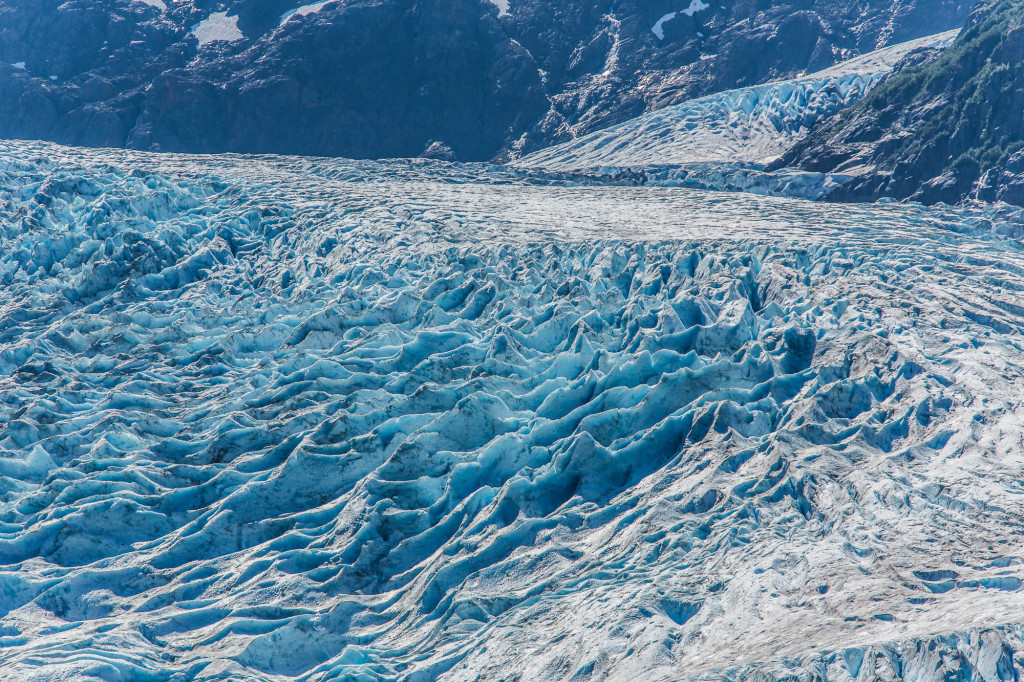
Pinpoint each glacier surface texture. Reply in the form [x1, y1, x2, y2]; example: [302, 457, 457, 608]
[2, 141, 1024, 680]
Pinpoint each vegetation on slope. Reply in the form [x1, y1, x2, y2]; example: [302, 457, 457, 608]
[776, 0, 1024, 205]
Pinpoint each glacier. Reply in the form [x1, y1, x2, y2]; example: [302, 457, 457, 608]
[2, 139, 1024, 681]
[515, 30, 960, 172]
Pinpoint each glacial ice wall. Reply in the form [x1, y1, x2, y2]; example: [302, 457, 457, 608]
[515, 31, 959, 172]
[1, 141, 1024, 680]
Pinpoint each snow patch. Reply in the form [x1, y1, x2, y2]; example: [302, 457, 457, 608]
[135, 0, 167, 10]
[10, 62, 25, 70]
[681, 0, 709, 16]
[489, 0, 510, 17]
[652, 12, 676, 40]
[191, 12, 243, 46]
[279, 1, 337, 25]
[653, 0, 709, 39]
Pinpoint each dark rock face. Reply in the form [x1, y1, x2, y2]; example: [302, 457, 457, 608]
[0, 0, 975, 161]
[129, 0, 550, 160]
[776, 0, 1024, 206]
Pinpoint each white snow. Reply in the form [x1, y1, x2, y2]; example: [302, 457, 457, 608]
[653, 0, 709, 39]
[279, 1, 337, 26]
[191, 12, 244, 46]
[135, 0, 167, 11]
[10, 62, 25, 70]
[681, 0, 709, 16]
[489, 0, 510, 17]
[652, 12, 677, 40]
[518, 29, 960, 170]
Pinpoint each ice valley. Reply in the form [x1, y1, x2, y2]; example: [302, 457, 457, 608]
[2, 140, 1024, 681]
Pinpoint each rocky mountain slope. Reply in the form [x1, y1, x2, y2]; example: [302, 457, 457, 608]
[774, 0, 1024, 205]
[0, 0, 975, 161]
[501, 0, 975, 156]
[512, 31, 959, 171]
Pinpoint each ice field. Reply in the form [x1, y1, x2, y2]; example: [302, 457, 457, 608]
[2, 140, 1024, 680]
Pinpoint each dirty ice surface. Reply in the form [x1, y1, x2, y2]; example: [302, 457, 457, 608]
[1, 140, 1024, 681]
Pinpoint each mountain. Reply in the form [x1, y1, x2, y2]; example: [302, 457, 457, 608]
[501, 0, 975, 156]
[512, 31, 959, 171]
[773, 0, 1024, 205]
[0, 0, 549, 161]
[0, 0, 976, 161]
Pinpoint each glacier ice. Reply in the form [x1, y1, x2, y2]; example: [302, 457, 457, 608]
[1, 140, 1024, 680]
[515, 30, 960, 172]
